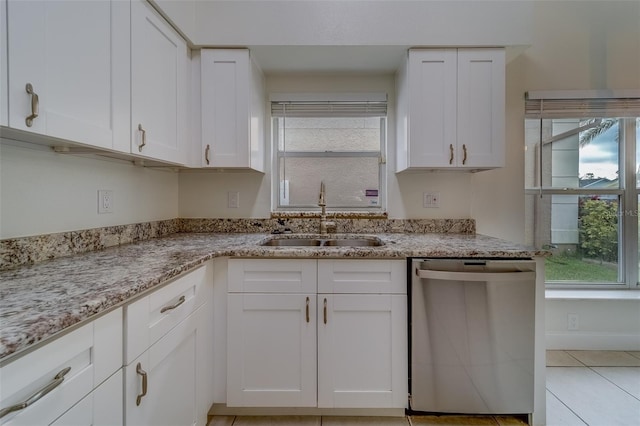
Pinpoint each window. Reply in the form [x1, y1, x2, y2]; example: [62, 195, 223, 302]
[524, 94, 640, 288]
[271, 94, 387, 211]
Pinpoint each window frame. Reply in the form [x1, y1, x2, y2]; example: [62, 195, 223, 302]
[270, 94, 388, 212]
[524, 91, 640, 290]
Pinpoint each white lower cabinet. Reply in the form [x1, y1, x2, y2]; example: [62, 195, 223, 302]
[226, 259, 407, 409]
[318, 294, 407, 408]
[0, 308, 123, 426]
[123, 261, 214, 426]
[51, 370, 123, 426]
[227, 293, 317, 407]
[125, 306, 202, 426]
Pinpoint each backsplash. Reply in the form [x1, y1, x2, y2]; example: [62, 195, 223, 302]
[0, 217, 475, 270]
[0, 219, 180, 271]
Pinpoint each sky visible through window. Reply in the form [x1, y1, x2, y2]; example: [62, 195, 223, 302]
[579, 120, 640, 180]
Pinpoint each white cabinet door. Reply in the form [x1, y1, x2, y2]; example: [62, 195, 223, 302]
[200, 49, 265, 170]
[125, 306, 202, 426]
[227, 293, 317, 407]
[317, 294, 407, 409]
[457, 49, 505, 169]
[6, 0, 129, 151]
[397, 48, 505, 171]
[131, 0, 188, 164]
[407, 49, 458, 168]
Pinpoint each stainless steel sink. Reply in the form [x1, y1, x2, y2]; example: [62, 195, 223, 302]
[260, 236, 384, 247]
[261, 238, 322, 246]
[322, 238, 383, 247]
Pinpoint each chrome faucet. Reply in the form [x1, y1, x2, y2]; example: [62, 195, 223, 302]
[318, 181, 336, 235]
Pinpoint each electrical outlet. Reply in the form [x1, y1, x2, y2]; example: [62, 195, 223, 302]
[98, 190, 114, 214]
[567, 313, 579, 331]
[423, 192, 440, 208]
[228, 191, 239, 209]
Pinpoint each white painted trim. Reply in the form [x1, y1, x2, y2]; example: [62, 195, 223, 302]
[546, 290, 640, 300]
[526, 89, 640, 99]
[546, 332, 640, 351]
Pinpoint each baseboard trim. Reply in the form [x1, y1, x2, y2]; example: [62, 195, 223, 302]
[209, 404, 406, 417]
[546, 332, 640, 350]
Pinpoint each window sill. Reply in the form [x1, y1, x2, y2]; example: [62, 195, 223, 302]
[546, 289, 640, 301]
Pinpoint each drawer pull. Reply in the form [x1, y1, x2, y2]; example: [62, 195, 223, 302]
[205, 144, 211, 165]
[305, 297, 310, 323]
[136, 363, 148, 406]
[160, 295, 186, 314]
[449, 144, 454, 165]
[323, 298, 327, 324]
[137, 124, 147, 152]
[462, 144, 468, 165]
[25, 83, 39, 127]
[0, 366, 71, 419]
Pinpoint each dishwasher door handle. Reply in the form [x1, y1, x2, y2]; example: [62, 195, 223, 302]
[416, 269, 535, 282]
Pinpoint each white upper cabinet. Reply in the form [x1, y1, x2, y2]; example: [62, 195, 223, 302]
[5, 0, 130, 151]
[199, 49, 265, 171]
[131, 0, 189, 165]
[396, 48, 505, 171]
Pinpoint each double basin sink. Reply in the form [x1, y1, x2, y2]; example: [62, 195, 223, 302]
[261, 235, 384, 247]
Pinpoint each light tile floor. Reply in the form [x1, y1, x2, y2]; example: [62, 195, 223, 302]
[209, 351, 640, 426]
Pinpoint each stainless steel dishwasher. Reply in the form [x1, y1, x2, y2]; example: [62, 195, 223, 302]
[410, 258, 536, 414]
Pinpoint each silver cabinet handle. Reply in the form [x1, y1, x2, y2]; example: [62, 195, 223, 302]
[305, 297, 310, 323]
[0, 367, 71, 419]
[449, 144, 454, 165]
[137, 124, 146, 152]
[205, 144, 211, 165]
[462, 144, 468, 165]
[160, 295, 185, 314]
[25, 83, 39, 127]
[136, 363, 148, 406]
[323, 298, 327, 325]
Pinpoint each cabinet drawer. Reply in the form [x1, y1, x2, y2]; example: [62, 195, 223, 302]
[125, 264, 209, 364]
[228, 259, 317, 293]
[318, 260, 406, 294]
[50, 369, 122, 426]
[0, 308, 122, 425]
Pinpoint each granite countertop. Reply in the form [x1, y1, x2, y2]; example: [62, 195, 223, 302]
[0, 232, 544, 363]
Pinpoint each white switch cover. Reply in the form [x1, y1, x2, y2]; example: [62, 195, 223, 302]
[98, 190, 114, 214]
[228, 191, 240, 208]
[423, 192, 440, 208]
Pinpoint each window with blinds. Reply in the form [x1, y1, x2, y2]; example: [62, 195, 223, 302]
[272, 95, 387, 210]
[523, 91, 640, 288]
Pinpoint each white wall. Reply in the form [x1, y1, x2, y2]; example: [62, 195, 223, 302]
[191, 0, 532, 47]
[179, 73, 476, 219]
[0, 142, 179, 238]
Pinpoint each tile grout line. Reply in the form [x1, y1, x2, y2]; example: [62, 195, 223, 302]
[546, 387, 590, 426]
[564, 350, 587, 367]
[588, 365, 640, 402]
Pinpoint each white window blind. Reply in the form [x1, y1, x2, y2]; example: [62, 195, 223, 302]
[525, 93, 640, 118]
[271, 101, 387, 118]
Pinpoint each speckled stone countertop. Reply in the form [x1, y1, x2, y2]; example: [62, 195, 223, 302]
[0, 232, 544, 363]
